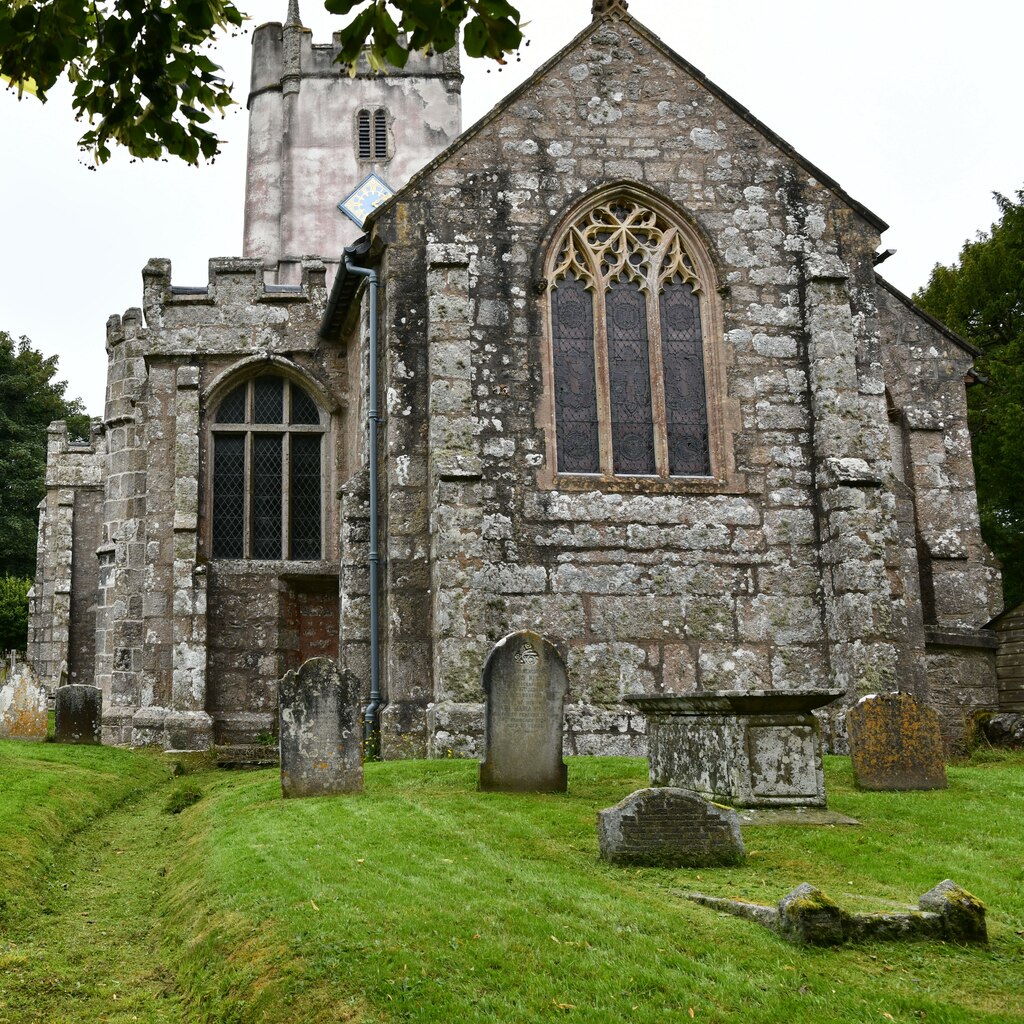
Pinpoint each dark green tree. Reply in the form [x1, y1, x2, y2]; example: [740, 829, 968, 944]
[914, 188, 1024, 609]
[0, 0, 522, 165]
[0, 331, 88, 580]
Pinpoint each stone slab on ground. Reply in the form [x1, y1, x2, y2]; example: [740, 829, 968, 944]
[847, 692, 947, 791]
[736, 807, 861, 827]
[54, 684, 102, 745]
[597, 787, 745, 867]
[279, 658, 363, 798]
[0, 663, 48, 740]
[479, 630, 568, 793]
[687, 879, 986, 946]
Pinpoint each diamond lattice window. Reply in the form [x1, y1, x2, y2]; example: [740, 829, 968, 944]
[548, 198, 712, 479]
[210, 376, 324, 560]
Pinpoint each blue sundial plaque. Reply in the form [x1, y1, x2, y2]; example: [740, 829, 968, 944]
[338, 173, 396, 228]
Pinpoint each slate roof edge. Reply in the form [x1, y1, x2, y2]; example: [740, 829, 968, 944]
[361, 8, 890, 236]
[319, 235, 371, 340]
[875, 273, 982, 359]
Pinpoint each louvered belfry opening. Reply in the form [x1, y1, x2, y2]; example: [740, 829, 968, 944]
[357, 108, 389, 160]
[548, 197, 712, 479]
[210, 375, 325, 560]
[357, 109, 372, 159]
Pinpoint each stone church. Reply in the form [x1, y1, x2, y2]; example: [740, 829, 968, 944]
[29, 0, 1003, 756]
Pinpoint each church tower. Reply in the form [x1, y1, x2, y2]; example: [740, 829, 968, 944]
[243, 1, 463, 285]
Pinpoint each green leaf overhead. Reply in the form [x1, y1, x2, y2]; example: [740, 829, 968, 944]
[0, 1, 523, 164]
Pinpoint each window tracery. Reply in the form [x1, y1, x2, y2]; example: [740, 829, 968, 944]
[548, 198, 712, 479]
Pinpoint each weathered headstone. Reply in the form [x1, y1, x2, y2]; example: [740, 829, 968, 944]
[597, 787, 746, 867]
[54, 684, 102, 744]
[0, 663, 48, 741]
[846, 692, 947, 791]
[279, 658, 363, 798]
[478, 630, 568, 793]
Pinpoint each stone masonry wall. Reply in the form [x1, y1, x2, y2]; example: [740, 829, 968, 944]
[877, 281, 1001, 746]
[89, 256, 346, 747]
[368, 11, 916, 755]
[29, 422, 105, 686]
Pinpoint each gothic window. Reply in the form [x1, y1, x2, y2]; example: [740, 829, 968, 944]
[548, 198, 712, 478]
[357, 108, 389, 160]
[210, 376, 324, 560]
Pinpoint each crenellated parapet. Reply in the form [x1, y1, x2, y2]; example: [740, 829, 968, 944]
[140, 257, 328, 348]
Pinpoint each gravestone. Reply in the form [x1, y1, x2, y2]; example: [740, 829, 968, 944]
[846, 692, 947, 791]
[597, 787, 746, 867]
[279, 658, 363, 798]
[478, 630, 568, 793]
[0, 663, 48, 741]
[54, 684, 102, 744]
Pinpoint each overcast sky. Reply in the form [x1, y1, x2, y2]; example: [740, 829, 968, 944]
[2, 0, 1022, 415]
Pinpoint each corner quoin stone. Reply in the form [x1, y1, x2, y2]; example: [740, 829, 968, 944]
[847, 692, 947, 791]
[279, 658, 363, 798]
[597, 787, 746, 867]
[54, 684, 102, 745]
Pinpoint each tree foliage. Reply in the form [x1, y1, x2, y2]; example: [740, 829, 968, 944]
[0, 0, 244, 164]
[914, 188, 1024, 609]
[0, 0, 522, 165]
[0, 576, 32, 653]
[0, 331, 88, 579]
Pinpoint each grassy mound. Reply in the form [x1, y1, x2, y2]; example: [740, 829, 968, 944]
[0, 739, 172, 924]
[2, 742, 1021, 1022]
[162, 754, 1024, 1024]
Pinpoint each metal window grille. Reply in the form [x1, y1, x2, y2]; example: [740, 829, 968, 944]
[290, 435, 322, 560]
[212, 435, 245, 557]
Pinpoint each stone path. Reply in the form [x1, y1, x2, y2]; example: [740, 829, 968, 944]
[0, 788, 187, 1023]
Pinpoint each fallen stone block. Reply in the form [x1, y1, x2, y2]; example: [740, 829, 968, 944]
[687, 879, 986, 946]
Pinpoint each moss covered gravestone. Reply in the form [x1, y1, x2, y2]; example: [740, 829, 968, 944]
[0, 662, 48, 741]
[279, 658, 363, 798]
[479, 631, 568, 793]
[54, 684, 102, 744]
[846, 693, 947, 790]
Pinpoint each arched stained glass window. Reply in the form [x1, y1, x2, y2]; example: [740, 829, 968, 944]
[548, 198, 712, 479]
[211, 376, 325, 560]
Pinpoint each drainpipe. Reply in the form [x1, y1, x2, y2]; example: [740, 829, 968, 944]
[344, 255, 382, 758]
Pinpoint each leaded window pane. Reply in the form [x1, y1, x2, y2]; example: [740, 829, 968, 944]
[660, 280, 710, 476]
[254, 377, 284, 424]
[212, 435, 245, 557]
[290, 385, 321, 425]
[216, 384, 246, 423]
[551, 274, 600, 473]
[606, 280, 655, 475]
[291, 434, 322, 559]
[252, 434, 283, 559]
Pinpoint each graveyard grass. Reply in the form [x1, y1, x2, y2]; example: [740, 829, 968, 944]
[1, 746, 1022, 1023]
